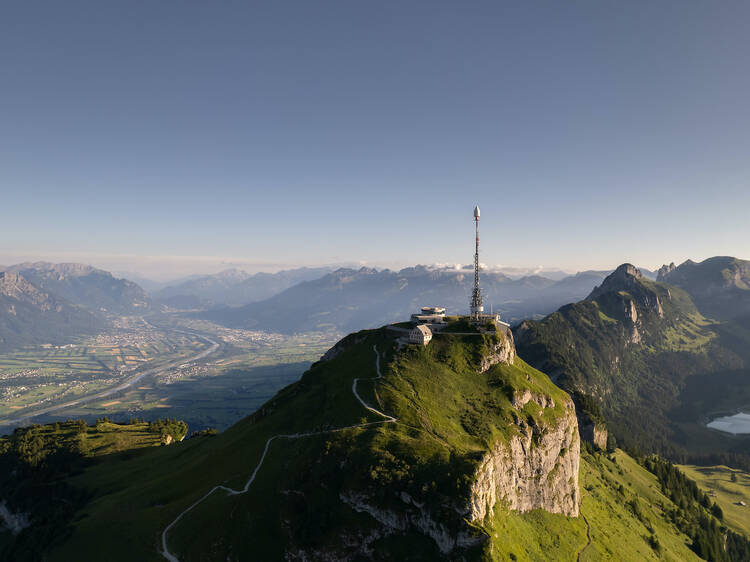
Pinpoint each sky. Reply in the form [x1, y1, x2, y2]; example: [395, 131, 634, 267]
[1, 1, 749, 280]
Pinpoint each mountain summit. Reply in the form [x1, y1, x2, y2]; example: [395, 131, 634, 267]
[589, 263, 642, 291]
[586, 264, 666, 343]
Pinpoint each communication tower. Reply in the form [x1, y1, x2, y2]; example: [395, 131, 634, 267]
[470, 205, 484, 321]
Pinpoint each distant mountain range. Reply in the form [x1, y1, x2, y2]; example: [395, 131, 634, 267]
[153, 266, 335, 308]
[3, 262, 150, 314]
[0, 261, 611, 350]
[0, 258, 731, 351]
[0, 262, 150, 350]
[200, 266, 612, 334]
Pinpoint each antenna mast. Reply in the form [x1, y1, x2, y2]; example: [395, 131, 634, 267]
[470, 205, 483, 321]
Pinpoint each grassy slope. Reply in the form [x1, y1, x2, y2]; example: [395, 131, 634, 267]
[75, 421, 165, 454]
[50, 330, 393, 561]
[52, 328, 573, 560]
[378, 331, 570, 453]
[677, 464, 750, 538]
[48, 326, 707, 561]
[0, 420, 176, 459]
[0, 419, 190, 561]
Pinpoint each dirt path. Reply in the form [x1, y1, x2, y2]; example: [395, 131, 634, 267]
[160, 345, 395, 562]
[576, 511, 592, 561]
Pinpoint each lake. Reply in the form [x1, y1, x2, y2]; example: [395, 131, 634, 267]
[707, 412, 750, 435]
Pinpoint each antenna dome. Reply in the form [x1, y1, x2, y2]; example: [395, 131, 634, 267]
[473, 205, 480, 218]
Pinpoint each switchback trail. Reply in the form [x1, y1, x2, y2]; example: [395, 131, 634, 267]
[160, 345, 395, 562]
[576, 511, 592, 561]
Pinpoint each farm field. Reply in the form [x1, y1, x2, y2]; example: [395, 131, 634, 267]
[0, 318, 213, 423]
[0, 314, 339, 434]
[54, 320, 338, 431]
[677, 464, 750, 538]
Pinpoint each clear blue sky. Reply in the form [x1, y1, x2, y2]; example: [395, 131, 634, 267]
[1, 1, 749, 277]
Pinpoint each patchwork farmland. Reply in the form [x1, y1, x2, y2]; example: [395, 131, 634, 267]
[0, 328, 211, 418]
[0, 314, 338, 433]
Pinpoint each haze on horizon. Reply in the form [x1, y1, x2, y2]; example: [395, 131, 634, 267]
[2, 2, 749, 280]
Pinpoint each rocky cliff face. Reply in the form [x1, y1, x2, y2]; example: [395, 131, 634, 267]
[334, 333, 581, 557]
[577, 414, 608, 450]
[586, 264, 667, 345]
[338, 490, 482, 556]
[591, 425, 608, 450]
[0, 272, 59, 310]
[478, 329, 516, 372]
[471, 330, 579, 520]
[657, 262, 677, 281]
[468, 395, 580, 520]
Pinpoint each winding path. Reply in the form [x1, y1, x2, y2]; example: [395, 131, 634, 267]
[160, 345, 395, 561]
[576, 511, 592, 561]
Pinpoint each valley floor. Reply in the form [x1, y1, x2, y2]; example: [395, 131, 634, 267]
[0, 315, 337, 432]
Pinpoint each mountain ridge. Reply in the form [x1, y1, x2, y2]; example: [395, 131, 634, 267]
[154, 266, 335, 308]
[515, 262, 750, 470]
[657, 256, 750, 320]
[6, 261, 151, 314]
[200, 266, 610, 334]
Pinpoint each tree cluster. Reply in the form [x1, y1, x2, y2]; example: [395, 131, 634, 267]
[147, 417, 188, 443]
[643, 457, 750, 561]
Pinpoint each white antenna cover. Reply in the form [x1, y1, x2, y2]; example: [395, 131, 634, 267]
[474, 205, 480, 218]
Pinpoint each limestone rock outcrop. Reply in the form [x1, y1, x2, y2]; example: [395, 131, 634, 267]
[286, 327, 581, 560]
[467, 396, 580, 521]
[478, 330, 516, 372]
[512, 389, 554, 410]
[656, 262, 677, 281]
[587, 264, 667, 345]
[577, 414, 608, 450]
[338, 491, 482, 555]
[0, 272, 57, 310]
